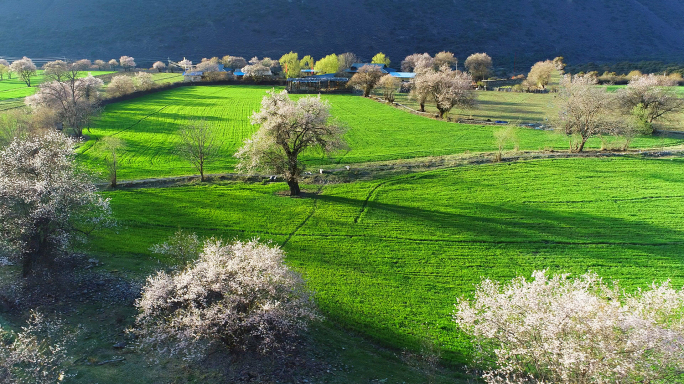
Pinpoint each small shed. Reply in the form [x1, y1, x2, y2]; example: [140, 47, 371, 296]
[183, 71, 203, 82]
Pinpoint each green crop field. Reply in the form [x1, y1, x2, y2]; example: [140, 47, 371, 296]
[77, 85, 683, 180]
[0, 70, 115, 102]
[85, 156, 684, 364]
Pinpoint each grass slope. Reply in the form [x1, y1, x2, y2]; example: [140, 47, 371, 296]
[0, 70, 116, 102]
[78, 85, 683, 180]
[86, 156, 684, 364]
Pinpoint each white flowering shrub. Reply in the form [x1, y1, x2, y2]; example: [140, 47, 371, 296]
[132, 239, 320, 361]
[107, 75, 135, 98]
[0, 311, 74, 384]
[0, 131, 112, 277]
[149, 229, 203, 265]
[134, 72, 155, 91]
[454, 270, 684, 383]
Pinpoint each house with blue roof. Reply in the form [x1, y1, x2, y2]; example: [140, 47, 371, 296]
[183, 63, 230, 82]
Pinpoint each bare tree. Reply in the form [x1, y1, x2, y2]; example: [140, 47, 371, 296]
[616, 74, 684, 134]
[556, 75, 623, 152]
[177, 120, 218, 182]
[337, 52, 358, 72]
[0, 131, 112, 277]
[236, 90, 346, 196]
[101, 136, 125, 187]
[378, 74, 401, 103]
[348, 65, 384, 97]
[9, 57, 37, 87]
[527, 60, 556, 90]
[464, 53, 492, 82]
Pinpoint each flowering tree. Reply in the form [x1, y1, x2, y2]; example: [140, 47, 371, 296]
[402, 53, 432, 72]
[177, 120, 218, 182]
[526, 60, 556, 90]
[0, 131, 112, 277]
[454, 270, 684, 384]
[236, 90, 346, 196]
[178, 58, 192, 71]
[94, 59, 107, 70]
[221, 55, 247, 70]
[556, 74, 623, 152]
[107, 75, 135, 98]
[26, 62, 104, 137]
[152, 61, 166, 72]
[242, 63, 272, 82]
[348, 65, 384, 97]
[434, 51, 457, 70]
[464, 53, 492, 82]
[9, 57, 37, 87]
[73, 59, 92, 70]
[107, 59, 118, 69]
[429, 68, 475, 118]
[378, 74, 401, 103]
[0, 311, 75, 384]
[134, 72, 154, 91]
[617, 74, 684, 133]
[119, 56, 136, 71]
[131, 239, 320, 360]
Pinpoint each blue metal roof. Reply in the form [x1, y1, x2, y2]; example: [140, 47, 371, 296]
[234, 71, 244, 76]
[389, 72, 416, 79]
[183, 71, 203, 76]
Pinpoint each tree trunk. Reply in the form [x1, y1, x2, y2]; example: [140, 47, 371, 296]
[287, 178, 301, 196]
[420, 103, 425, 112]
[577, 136, 588, 152]
[21, 219, 50, 277]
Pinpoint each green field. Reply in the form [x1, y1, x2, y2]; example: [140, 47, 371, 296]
[77, 85, 683, 180]
[85, 156, 684, 364]
[0, 70, 116, 101]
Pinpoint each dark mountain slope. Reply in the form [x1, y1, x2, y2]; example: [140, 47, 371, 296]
[1, 0, 683, 68]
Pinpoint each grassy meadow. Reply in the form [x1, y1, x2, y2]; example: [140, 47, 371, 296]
[85, 157, 684, 364]
[77, 85, 683, 180]
[4, 78, 684, 382]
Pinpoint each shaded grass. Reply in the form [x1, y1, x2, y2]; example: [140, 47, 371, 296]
[85, 157, 684, 364]
[77, 85, 684, 180]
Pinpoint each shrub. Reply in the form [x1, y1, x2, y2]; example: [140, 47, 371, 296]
[0, 311, 74, 384]
[132, 239, 320, 361]
[454, 270, 684, 384]
[134, 72, 154, 91]
[107, 75, 135, 98]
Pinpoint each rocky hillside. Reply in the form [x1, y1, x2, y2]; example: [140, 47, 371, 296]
[1, 0, 683, 69]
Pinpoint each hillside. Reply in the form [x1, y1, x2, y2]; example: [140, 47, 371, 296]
[1, 0, 684, 69]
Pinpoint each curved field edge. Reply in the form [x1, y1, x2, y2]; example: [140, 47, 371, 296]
[76, 85, 684, 181]
[83, 156, 684, 363]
